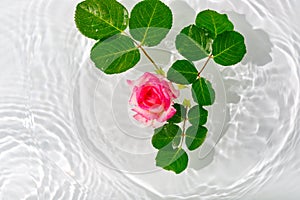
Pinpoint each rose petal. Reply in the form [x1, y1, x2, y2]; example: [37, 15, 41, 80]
[133, 72, 160, 87]
[126, 79, 134, 87]
[137, 86, 163, 110]
[166, 81, 180, 98]
[160, 87, 171, 110]
[157, 105, 176, 122]
[133, 113, 152, 126]
[132, 107, 159, 120]
[128, 72, 180, 125]
[159, 79, 179, 99]
[128, 86, 138, 105]
[148, 104, 164, 113]
[150, 120, 164, 128]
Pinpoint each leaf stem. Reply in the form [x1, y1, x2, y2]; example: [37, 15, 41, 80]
[179, 106, 189, 148]
[138, 45, 161, 71]
[124, 32, 165, 75]
[198, 54, 213, 77]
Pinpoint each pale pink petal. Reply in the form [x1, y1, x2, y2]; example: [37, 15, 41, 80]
[167, 81, 180, 98]
[148, 104, 164, 113]
[132, 107, 159, 120]
[126, 79, 134, 87]
[157, 105, 176, 122]
[135, 72, 160, 87]
[128, 72, 180, 125]
[144, 72, 161, 81]
[158, 79, 179, 99]
[127, 72, 160, 89]
[160, 87, 171, 110]
[128, 86, 138, 105]
[150, 120, 164, 128]
[133, 113, 152, 126]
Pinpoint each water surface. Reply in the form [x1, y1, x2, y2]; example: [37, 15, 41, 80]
[0, 0, 300, 199]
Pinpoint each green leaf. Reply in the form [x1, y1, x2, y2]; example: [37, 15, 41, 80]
[212, 31, 247, 66]
[167, 60, 198, 85]
[155, 145, 188, 174]
[75, 0, 129, 40]
[175, 25, 211, 61]
[167, 103, 187, 123]
[172, 133, 182, 148]
[188, 105, 208, 126]
[191, 78, 215, 106]
[129, 0, 173, 46]
[185, 125, 207, 151]
[90, 35, 140, 74]
[152, 123, 182, 149]
[195, 9, 234, 39]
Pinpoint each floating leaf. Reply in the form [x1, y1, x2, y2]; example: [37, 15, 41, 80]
[191, 78, 215, 106]
[152, 123, 182, 149]
[195, 9, 234, 39]
[167, 60, 198, 85]
[168, 103, 187, 123]
[172, 134, 182, 148]
[129, 0, 173, 46]
[188, 105, 208, 126]
[75, 0, 128, 40]
[156, 145, 188, 174]
[212, 31, 247, 66]
[90, 35, 140, 74]
[176, 25, 211, 61]
[185, 125, 207, 151]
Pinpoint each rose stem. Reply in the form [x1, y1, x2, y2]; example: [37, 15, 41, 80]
[198, 54, 213, 77]
[126, 34, 163, 73]
[179, 106, 189, 148]
[138, 45, 162, 72]
[124, 32, 164, 74]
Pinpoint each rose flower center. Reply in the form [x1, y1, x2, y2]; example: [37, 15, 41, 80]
[138, 86, 162, 108]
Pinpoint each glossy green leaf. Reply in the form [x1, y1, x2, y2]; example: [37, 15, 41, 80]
[75, 0, 128, 40]
[152, 123, 182, 149]
[191, 78, 215, 106]
[188, 105, 208, 126]
[185, 125, 207, 151]
[212, 31, 247, 66]
[167, 103, 187, 123]
[176, 25, 211, 61]
[172, 133, 182, 148]
[195, 9, 234, 39]
[167, 60, 198, 85]
[156, 145, 188, 174]
[129, 0, 173, 46]
[90, 35, 140, 74]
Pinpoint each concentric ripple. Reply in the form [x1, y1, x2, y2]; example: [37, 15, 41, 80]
[1, 0, 300, 199]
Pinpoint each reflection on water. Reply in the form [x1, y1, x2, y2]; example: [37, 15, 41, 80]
[1, 0, 300, 199]
[228, 12, 273, 66]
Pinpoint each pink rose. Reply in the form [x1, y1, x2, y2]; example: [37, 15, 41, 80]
[127, 72, 180, 126]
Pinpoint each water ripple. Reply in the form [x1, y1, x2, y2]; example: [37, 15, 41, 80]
[1, 0, 300, 199]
